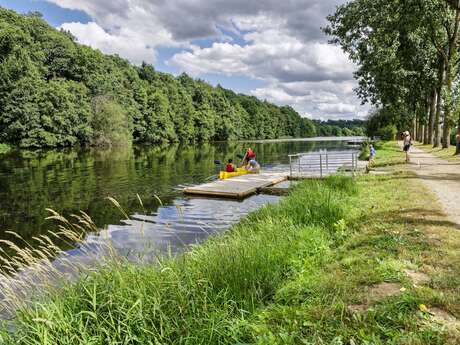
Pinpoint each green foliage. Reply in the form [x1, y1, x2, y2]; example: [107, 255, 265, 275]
[314, 119, 366, 137]
[325, 0, 460, 145]
[0, 8, 324, 148]
[91, 96, 132, 148]
[377, 124, 397, 141]
[0, 143, 10, 154]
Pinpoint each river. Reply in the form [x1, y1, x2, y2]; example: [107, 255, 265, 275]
[0, 137, 362, 264]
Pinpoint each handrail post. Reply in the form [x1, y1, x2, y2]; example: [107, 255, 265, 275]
[298, 155, 301, 175]
[326, 150, 329, 173]
[320, 153, 323, 178]
[351, 153, 355, 177]
[289, 155, 292, 178]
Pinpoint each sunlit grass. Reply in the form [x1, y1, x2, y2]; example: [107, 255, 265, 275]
[415, 142, 460, 161]
[370, 141, 406, 168]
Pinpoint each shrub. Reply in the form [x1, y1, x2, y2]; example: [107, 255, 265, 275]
[377, 124, 397, 141]
[0, 143, 10, 154]
[91, 96, 132, 148]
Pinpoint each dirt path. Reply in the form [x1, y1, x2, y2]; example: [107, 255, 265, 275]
[407, 144, 460, 227]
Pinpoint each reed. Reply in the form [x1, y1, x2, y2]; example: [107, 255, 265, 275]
[0, 209, 122, 321]
[0, 176, 356, 344]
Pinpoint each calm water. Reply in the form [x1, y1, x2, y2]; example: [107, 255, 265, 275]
[0, 138, 359, 262]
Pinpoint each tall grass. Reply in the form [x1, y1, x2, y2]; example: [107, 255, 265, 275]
[0, 210, 120, 321]
[0, 176, 357, 344]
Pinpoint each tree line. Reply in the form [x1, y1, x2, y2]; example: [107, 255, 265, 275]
[0, 8, 326, 149]
[325, 0, 460, 152]
[314, 119, 366, 137]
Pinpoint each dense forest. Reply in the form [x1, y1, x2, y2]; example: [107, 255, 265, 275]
[313, 119, 365, 137]
[325, 0, 460, 151]
[0, 8, 327, 149]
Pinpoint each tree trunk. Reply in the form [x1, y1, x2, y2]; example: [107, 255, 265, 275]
[423, 99, 430, 144]
[434, 83, 443, 147]
[456, 117, 460, 154]
[428, 88, 436, 145]
[442, 61, 452, 149]
[418, 117, 423, 142]
[424, 123, 429, 144]
[412, 116, 417, 141]
[442, 8, 460, 148]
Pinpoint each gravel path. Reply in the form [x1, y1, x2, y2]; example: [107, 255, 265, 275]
[407, 145, 460, 227]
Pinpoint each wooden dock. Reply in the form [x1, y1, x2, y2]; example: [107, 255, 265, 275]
[184, 172, 288, 199]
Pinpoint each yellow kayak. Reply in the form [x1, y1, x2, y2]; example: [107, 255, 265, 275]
[219, 167, 250, 180]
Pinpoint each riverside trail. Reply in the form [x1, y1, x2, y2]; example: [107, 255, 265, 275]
[407, 145, 460, 227]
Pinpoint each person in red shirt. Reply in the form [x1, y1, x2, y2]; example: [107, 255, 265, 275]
[225, 159, 235, 172]
[244, 147, 256, 163]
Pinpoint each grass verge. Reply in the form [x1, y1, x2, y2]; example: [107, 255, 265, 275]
[371, 141, 405, 168]
[1, 142, 459, 344]
[415, 142, 460, 162]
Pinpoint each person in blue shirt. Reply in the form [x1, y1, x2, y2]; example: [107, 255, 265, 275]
[369, 144, 376, 166]
[246, 159, 261, 173]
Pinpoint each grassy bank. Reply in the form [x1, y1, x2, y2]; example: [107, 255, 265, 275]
[0, 144, 10, 155]
[415, 143, 460, 162]
[1, 143, 460, 344]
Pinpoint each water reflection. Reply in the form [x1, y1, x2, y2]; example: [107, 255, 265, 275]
[0, 139, 356, 260]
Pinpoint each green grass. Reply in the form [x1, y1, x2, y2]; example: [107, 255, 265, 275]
[371, 141, 406, 168]
[1, 143, 460, 344]
[0, 144, 10, 154]
[415, 142, 460, 162]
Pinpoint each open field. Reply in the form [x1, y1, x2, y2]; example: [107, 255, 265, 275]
[1, 142, 459, 344]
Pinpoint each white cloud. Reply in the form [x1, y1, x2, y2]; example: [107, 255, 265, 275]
[45, 0, 369, 119]
[59, 22, 157, 64]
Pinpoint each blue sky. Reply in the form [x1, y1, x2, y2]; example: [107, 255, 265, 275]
[0, 0, 369, 119]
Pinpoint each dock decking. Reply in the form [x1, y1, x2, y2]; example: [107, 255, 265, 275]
[184, 172, 288, 199]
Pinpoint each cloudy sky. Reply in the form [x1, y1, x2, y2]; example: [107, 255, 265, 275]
[0, 0, 370, 120]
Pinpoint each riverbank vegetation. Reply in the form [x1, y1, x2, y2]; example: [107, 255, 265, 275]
[1, 143, 459, 344]
[0, 9, 321, 149]
[416, 142, 460, 162]
[314, 119, 366, 137]
[325, 0, 460, 154]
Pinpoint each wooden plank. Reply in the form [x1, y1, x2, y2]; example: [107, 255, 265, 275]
[184, 173, 288, 199]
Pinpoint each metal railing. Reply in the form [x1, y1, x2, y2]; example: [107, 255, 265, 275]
[288, 150, 359, 178]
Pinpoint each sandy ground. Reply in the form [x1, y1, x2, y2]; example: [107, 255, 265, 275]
[406, 145, 460, 227]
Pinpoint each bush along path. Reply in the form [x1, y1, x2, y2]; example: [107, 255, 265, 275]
[1, 144, 460, 344]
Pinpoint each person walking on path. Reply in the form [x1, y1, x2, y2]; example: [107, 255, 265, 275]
[403, 131, 412, 163]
